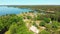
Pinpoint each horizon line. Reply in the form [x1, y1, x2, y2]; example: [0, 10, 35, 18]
[0, 4, 60, 6]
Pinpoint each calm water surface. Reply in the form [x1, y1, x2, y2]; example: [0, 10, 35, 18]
[0, 6, 31, 15]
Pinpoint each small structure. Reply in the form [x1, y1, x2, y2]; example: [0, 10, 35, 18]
[29, 26, 39, 34]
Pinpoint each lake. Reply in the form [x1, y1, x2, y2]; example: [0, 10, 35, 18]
[0, 6, 31, 16]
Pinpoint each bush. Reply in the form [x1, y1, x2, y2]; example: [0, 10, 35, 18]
[36, 15, 42, 20]
[32, 22, 38, 27]
[43, 17, 51, 23]
[7, 22, 33, 34]
[27, 16, 32, 19]
[39, 21, 46, 26]
[39, 30, 50, 34]
[0, 23, 4, 31]
[51, 21, 59, 30]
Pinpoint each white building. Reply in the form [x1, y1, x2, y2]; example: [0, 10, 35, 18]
[29, 26, 39, 34]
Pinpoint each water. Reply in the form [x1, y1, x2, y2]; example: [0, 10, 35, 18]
[0, 6, 31, 16]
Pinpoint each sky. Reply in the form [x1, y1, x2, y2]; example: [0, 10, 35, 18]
[0, 0, 60, 5]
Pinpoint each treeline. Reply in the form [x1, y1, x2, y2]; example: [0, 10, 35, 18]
[6, 5, 60, 11]
[14, 5, 60, 11]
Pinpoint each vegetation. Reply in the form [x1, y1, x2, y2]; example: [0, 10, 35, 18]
[0, 6, 60, 34]
[39, 21, 46, 26]
[39, 30, 50, 34]
[0, 14, 33, 34]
